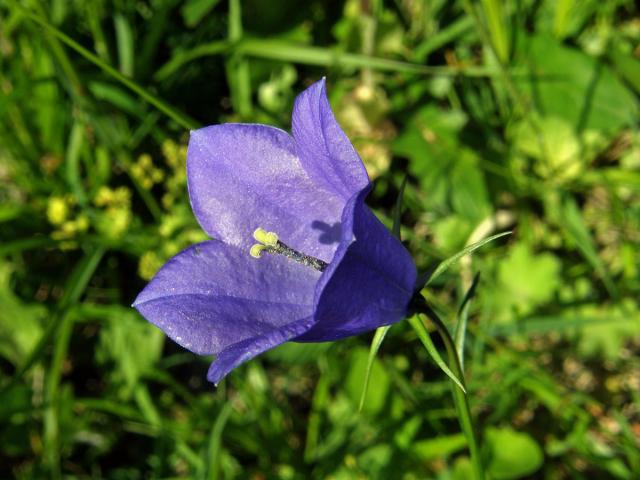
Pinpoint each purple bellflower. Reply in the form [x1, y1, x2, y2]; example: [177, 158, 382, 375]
[133, 79, 417, 385]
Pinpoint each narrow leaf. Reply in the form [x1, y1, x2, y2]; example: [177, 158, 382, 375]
[358, 325, 392, 412]
[14, 4, 198, 129]
[392, 176, 408, 239]
[408, 316, 466, 393]
[454, 272, 481, 371]
[205, 403, 232, 480]
[561, 197, 618, 299]
[423, 231, 511, 288]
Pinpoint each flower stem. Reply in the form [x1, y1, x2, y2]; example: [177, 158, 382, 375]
[417, 299, 485, 480]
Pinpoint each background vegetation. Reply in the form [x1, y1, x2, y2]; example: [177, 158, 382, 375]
[1, 0, 639, 478]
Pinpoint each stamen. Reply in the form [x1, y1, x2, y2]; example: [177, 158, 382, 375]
[253, 228, 278, 246]
[249, 228, 328, 272]
[249, 244, 267, 258]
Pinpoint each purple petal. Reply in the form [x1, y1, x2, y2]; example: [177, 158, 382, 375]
[207, 316, 315, 385]
[133, 240, 319, 355]
[298, 189, 417, 342]
[187, 124, 344, 262]
[292, 78, 370, 201]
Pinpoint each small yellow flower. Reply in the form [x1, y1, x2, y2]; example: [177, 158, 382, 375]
[47, 196, 69, 226]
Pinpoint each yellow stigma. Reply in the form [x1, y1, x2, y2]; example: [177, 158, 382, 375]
[249, 244, 267, 258]
[248, 227, 329, 272]
[253, 227, 279, 247]
[250, 227, 280, 259]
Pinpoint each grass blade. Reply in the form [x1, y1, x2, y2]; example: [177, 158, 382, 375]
[14, 3, 198, 130]
[204, 403, 232, 480]
[454, 272, 481, 372]
[1, 247, 106, 393]
[423, 231, 511, 288]
[358, 325, 392, 412]
[408, 316, 466, 394]
[419, 302, 485, 480]
[561, 197, 618, 299]
[392, 176, 408, 240]
[237, 38, 506, 77]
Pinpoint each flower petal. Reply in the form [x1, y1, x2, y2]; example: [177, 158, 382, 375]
[133, 240, 320, 355]
[298, 190, 417, 342]
[207, 316, 315, 385]
[292, 78, 370, 200]
[187, 124, 344, 262]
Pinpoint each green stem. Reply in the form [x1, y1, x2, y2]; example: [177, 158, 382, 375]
[419, 300, 485, 480]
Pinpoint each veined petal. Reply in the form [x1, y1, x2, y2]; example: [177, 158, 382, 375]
[133, 240, 319, 355]
[292, 78, 370, 200]
[207, 316, 315, 385]
[187, 124, 344, 262]
[298, 189, 417, 342]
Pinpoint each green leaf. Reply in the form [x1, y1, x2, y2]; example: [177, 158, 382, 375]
[408, 316, 466, 393]
[423, 231, 511, 288]
[346, 347, 390, 415]
[486, 427, 544, 479]
[455, 272, 481, 371]
[358, 325, 391, 412]
[181, 0, 221, 28]
[608, 45, 640, 94]
[237, 38, 500, 77]
[204, 403, 232, 480]
[98, 309, 164, 392]
[494, 242, 561, 321]
[392, 176, 408, 239]
[412, 433, 467, 460]
[14, 4, 199, 130]
[518, 34, 638, 132]
[480, 0, 510, 63]
[560, 196, 618, 299]
[393, 106, 492, 224]
[0, 262, 46, 365]
[114, 13, 134, 77]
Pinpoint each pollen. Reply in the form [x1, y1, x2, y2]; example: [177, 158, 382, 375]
[248, 227, 328, 272]
[253, 227, 279, 247]
[250, 244, 267, 258]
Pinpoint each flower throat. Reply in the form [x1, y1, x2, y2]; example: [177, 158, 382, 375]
[249, 228, 328, 272]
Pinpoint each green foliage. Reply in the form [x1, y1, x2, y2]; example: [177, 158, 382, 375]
[485, 427, 544, 479]
[1, 0, 638, 478]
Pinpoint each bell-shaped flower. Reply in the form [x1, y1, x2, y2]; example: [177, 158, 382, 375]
[133, 79, 416, 384]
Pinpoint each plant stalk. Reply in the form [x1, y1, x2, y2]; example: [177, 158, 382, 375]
[416, 298, 485, 480]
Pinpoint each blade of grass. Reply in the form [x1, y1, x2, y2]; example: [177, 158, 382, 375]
[1, 247, 105, 393]
[487, 314, 636, 336]
[358, 325, 391, 412]
[13, 3, 199, 130]
[304, 371, 330, 462]
[422, 231, 511, 288]
[237, 38, 508, 77]
[41, 247, 106, 477]
[480, 0, 510, 63]
[455, 272, 481, 372]
[553, 0, 576, 39]
[392, 175, 408, 239]
[43, 310, 74, 478]
[561, 197, 618, 299]
[418, 300, 485, 480]
[226, 0, 252, 117]
[66, 121, 88, 206]
[114, 13, 134, 76]
[0, 237, 58, 256]
[133, 384, 162, 428]
[414, 15, 475, 60]
[408, 315, 466, 393]
[204, 403, 232, 480]
[155, 41, 230, 82]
